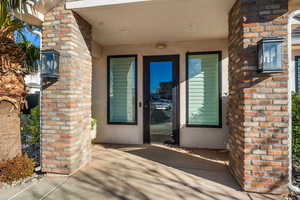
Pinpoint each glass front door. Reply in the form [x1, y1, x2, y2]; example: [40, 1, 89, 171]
[143, 55, 179, 145]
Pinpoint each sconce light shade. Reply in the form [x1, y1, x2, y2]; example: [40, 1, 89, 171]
[257, 37, 284, 73]
[41, 49, 60, 78]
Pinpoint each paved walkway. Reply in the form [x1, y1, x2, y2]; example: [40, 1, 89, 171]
[0, 144, 281, 200]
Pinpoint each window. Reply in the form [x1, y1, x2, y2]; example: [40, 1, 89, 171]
[296, 56, 300, 93]
[186, 52, 221, 127]
[107, 55, 137, 124]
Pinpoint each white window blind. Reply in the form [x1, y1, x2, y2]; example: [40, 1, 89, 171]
[187, 53, 220, 126]
[108, 56, 136, 124]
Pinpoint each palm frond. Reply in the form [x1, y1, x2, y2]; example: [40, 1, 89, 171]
[17, 40, 40, 73]
[0, 0, 40, 74]
[0, 0, 24, 29]
[3, 0, 23, 13]
[0, 1, 9, 26]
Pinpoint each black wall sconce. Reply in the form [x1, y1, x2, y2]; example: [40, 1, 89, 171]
[257, 37, 284, 73]
[41, 49, 60, 79]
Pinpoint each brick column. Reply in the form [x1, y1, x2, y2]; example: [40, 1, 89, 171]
[228, 0, 289, 194]
[41, 3, 92, 174]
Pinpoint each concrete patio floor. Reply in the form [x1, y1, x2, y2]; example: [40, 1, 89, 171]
[1, 144, 281, 200]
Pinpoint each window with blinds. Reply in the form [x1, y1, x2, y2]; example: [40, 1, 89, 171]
[108, 56, 137, 124]
[296, 56, 300, 93]
[186, 52, 221, 127]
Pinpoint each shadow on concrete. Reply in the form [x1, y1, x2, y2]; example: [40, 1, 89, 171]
[60, 144, 246, 200]
[10, 144, 279, 200]
[107, 144, 240, 189]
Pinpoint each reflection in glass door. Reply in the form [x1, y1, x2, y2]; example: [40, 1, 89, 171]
[150, 61, 173, 144]
[143, 55, 179, 145]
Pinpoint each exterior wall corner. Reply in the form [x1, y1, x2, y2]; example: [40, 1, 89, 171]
[41, 2, 92, 174]
[228, 0, 289, 194]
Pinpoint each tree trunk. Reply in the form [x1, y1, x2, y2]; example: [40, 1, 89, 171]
[0, 101, 21, 160]
[0, 34, 26, 161]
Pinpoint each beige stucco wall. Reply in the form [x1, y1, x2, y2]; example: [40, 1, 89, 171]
[92, 39, 229, 149]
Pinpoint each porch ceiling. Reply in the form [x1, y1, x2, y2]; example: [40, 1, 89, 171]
[70, 0, 236, 46]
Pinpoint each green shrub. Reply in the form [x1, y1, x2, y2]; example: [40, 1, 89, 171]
[292, 93, 300, 163]
[0, 155, 35, 184]
[22, 106, 40, 145]
[91, 118, 97, 130]
[21, 113, 30, 144]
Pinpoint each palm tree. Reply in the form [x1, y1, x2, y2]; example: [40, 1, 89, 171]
[0, 0, 40, 161]
[18, 40, 40, 72]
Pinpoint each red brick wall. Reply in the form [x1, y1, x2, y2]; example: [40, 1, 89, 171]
[228, 0, 289, 194]
[228, 0, 245, 189]
[41, 3, 92, 174]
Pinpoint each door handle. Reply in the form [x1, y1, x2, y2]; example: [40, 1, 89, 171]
[139, 101, 149, 109]
[143, 101, 149, 109]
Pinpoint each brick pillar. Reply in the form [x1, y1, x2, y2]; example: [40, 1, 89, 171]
[228, 0, 289, 194]
[41, 3, 92, 174]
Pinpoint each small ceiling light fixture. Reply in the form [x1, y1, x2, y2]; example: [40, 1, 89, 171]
[156, 43, 167, 49]
[120, 28, 129, 33]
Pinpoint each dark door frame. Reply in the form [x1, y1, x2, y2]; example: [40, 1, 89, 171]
[296, 56, 300, 93]
[143, 55, 180, 145]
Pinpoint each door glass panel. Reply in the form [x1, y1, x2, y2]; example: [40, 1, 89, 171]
[149, 61, 174, 144]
